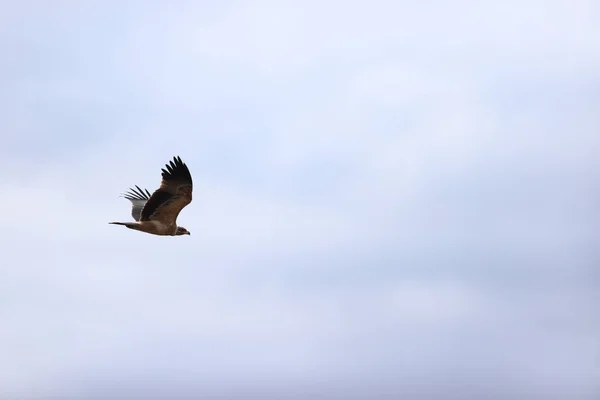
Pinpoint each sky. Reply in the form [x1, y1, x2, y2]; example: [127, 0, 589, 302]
[1, 0, 599, 399]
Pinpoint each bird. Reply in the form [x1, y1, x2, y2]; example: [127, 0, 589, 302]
[109, 156, 193, 236]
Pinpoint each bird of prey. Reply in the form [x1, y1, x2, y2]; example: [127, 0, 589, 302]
[109, 156, 193, 236]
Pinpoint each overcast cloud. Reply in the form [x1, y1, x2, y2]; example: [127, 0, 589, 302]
[1, 1, 599, 399]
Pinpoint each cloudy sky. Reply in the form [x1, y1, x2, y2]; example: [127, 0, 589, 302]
[1, 1, 599, 399]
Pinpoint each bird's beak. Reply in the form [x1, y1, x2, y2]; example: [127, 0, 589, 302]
[187, 232, 191, 235]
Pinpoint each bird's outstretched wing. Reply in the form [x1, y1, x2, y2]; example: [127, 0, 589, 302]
[140, 156, 193, 224]
[122, 185, 152, 221]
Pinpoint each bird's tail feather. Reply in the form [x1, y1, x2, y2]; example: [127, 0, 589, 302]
[109, 222, 139, 230]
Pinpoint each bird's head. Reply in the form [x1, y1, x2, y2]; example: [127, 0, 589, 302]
[175, 226, 191, 236]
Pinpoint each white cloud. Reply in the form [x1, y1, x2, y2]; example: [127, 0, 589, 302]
[165, 0, 600, 75]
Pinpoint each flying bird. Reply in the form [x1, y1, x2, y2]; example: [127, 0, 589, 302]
[109, 156, 193, 236]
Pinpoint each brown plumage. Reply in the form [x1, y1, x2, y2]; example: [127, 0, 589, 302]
[109, 156, 193, 236]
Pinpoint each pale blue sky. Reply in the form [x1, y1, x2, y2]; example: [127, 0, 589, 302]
[1, 1, 599, 399]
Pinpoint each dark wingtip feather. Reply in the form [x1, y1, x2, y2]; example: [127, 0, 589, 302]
[122, 185, 151, 201]
[160, 155, 193, 186]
